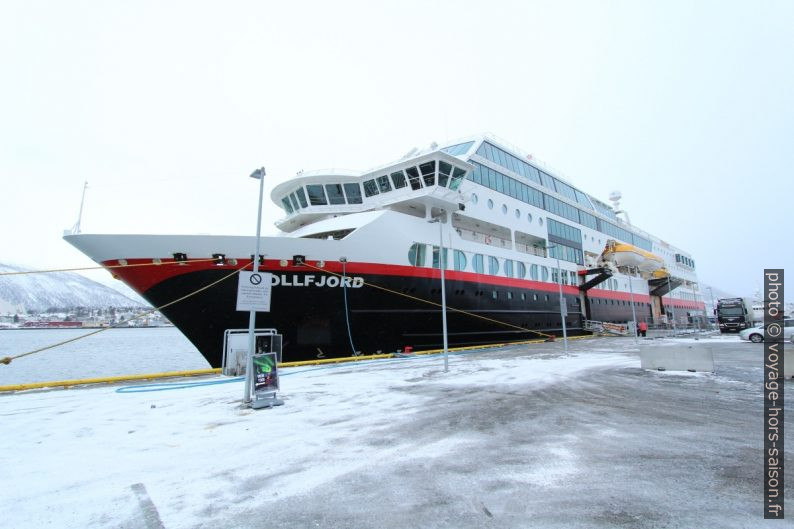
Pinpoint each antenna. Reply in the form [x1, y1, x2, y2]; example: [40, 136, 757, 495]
[608, 190, 632, 225]
[71, 181, 89, 234]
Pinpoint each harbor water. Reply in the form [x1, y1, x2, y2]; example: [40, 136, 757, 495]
[0, 327, 210, 386]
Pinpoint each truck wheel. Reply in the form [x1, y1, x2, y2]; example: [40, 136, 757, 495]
[749, 333, 763, 343]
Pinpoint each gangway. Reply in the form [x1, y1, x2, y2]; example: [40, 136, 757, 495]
[584, 320, 630, 336]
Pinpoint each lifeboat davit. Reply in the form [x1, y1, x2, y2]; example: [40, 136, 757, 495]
[601, 240, 664, 273]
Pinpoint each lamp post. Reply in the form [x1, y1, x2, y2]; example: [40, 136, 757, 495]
[547, 244, 568, 354]
[244, 167, 266, 404]
[429, 211, 449, 372]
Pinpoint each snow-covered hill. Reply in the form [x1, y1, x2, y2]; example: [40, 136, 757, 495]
[0, 263, 144, 313]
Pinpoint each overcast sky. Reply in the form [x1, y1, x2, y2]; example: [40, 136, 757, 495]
[1, 0, 791, 300]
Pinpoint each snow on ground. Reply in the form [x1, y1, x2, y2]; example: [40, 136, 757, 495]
[0, 335, 786, 528]
[0, 343, 637, 529]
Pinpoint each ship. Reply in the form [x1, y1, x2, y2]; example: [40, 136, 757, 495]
[64, 135, 706, 367]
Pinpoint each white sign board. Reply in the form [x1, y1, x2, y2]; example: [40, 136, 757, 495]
[236, 272, 272, 312]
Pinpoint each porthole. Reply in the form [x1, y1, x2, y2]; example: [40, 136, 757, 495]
[539, 217, 544, 226]
[515, 208, 520, 219]
[487, 199, 494, 210]
[472, 193, 478, 204]
[501, 204, 508, 214]
[527, 213, 533, 223]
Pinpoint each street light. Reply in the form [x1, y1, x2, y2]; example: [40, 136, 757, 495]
[546, 244, 568, 355]
[428, 211, 449, 372]
[244, 167, 266, 404]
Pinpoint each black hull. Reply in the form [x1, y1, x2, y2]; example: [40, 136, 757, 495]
[138, 267, 653, 367]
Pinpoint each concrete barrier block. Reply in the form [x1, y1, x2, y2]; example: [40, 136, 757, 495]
[640, 345, 715, 372]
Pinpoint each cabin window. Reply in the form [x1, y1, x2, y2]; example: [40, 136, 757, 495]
[377, 175, 392, 193]
[296, 188, 309, 208]
[406, 166, 423, 190]
[530, 264, 538, 280]
[420, 161, 436, 186]
[391, 171, 407, 189]
[408, 243, 426, 267]
[306, 185, 327, 205]
[343, 183, 362, 204]
[454, 250, 467, 271]
[516, 262, 527, 279]
[325, 184, 346, 205]
[504, 259, 514, 278]
[363, 179, 379, 197]
[432, 246, 448, 269]
[473, 254, 484, 274]
[507, 292, 513, 300]
[541, 266, 549, 282]
[488, 256, 499, 275]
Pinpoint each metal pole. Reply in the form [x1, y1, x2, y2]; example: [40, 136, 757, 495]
[439, 213, 449, 372]
[628, 267, 638, 343]
[667, 274, 677, 335]
[708, 286, 716, 330]
[550, 245, 568, 355]
[244, 167, 266, 404]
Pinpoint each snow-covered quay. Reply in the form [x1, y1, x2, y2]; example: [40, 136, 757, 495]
[0, 336, 788, 528]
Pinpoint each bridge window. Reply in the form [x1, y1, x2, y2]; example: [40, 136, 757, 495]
[391, 171, 407, 189]
[343, 183, 362, 204]
[296, 188, 309, 208]
[325, 184, 346, 205]
[377, 175, 392, 193]
[438, 161, 452, 187]
[420, 161, 436, 186]
[363, 179, 379, 197]
[450, 167, 466, 190]
[406, 166, 423, 190]
[289, 193, 300, 210]
[281, 197, 293, 214]
[306, 185, 327, 205]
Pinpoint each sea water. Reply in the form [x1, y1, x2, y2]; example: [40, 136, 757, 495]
[0, 327, 209, 386]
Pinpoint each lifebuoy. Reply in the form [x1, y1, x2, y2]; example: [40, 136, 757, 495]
[484, 235, 492, 245]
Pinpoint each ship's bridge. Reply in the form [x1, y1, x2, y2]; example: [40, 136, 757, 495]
[272, 151, 473, 232]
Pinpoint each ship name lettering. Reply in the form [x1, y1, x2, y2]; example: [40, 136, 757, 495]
[270, 274, 363, 288]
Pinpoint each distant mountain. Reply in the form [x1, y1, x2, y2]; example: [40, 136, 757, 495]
[0, 263, 144, 313]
